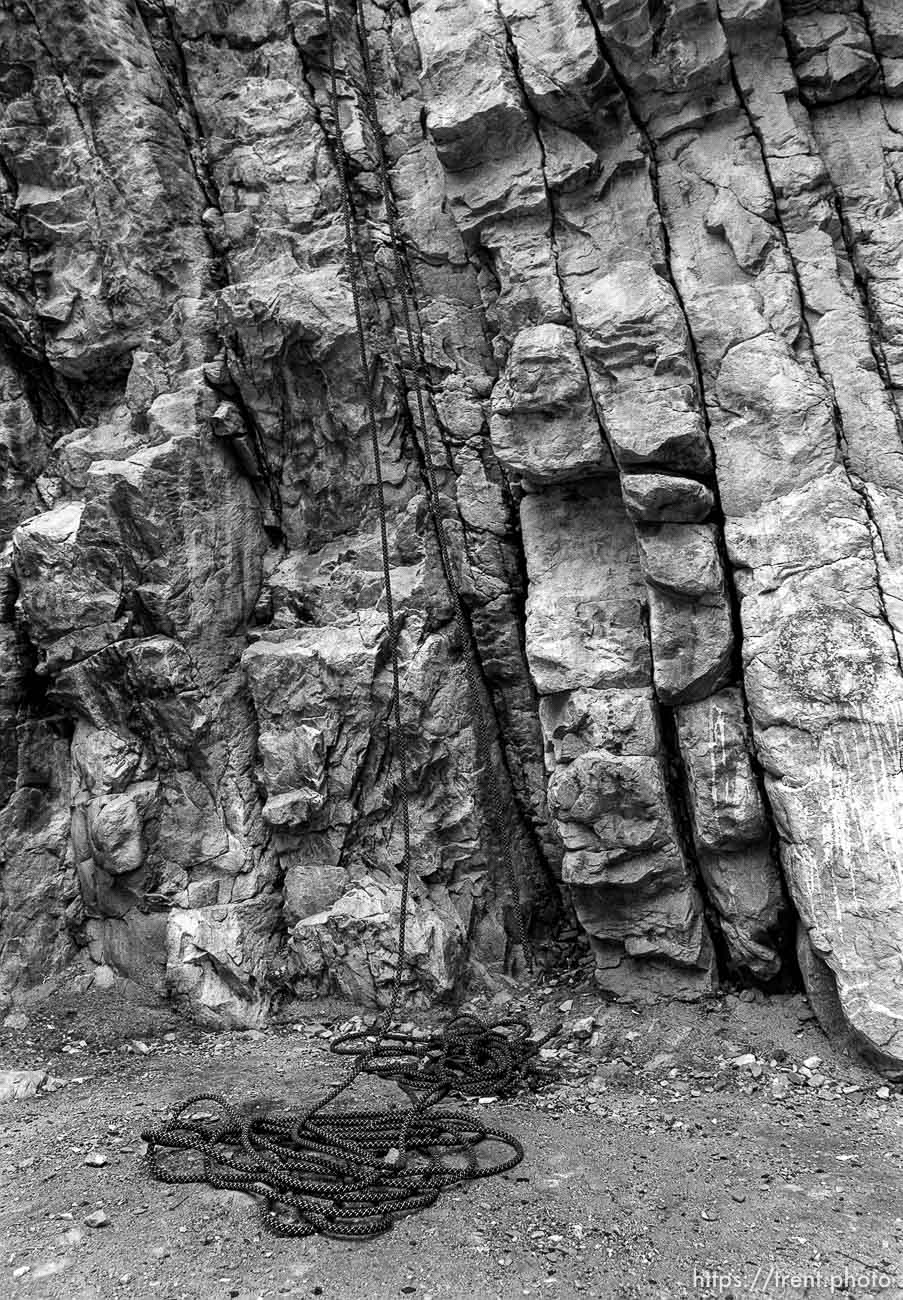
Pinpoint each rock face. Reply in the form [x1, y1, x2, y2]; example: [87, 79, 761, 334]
[1, 1, 902, 1067]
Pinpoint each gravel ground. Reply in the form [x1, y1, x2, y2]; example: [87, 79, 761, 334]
[1, 980, 901, 1300]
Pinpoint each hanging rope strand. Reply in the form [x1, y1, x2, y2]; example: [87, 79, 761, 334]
[139, 0, 556, 1240]
[320, 0, 413, 1020]
[351, 0, 531, 965]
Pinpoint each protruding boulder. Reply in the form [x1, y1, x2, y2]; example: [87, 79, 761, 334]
[783, 9, 877, 104]
[621, 474, 715, 524]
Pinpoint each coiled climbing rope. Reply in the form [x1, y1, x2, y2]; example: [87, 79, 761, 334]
[141, 0, 556, 1239]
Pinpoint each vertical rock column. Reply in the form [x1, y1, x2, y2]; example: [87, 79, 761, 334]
[676, 689, 785, 979]
[523, 481, 714, 995]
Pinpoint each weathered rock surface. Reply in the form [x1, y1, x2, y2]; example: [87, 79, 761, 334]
[489, 325, 612, 482]
[523, 481, 714, 992]
[676, 690, 785, 978]
[1, 0, 902, 1067]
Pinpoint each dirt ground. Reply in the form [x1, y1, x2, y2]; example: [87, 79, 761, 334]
[1, 977, 901, 1300]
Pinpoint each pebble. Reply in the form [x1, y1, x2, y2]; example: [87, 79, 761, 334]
[84, 1151, 108, 1167]
[3, 1012, 29, 1030]
[570, 1017, 595, 1041]
[558, 1000, 573, 1013]
[771, 1076, 791, 1100]
[12, 1265, 30, 1279]
[876, 1086, 891, 1100]
[802, 1055, 822, 1070]
[731, 1053, 757, 1068]
[84, 1210, 109, 1228]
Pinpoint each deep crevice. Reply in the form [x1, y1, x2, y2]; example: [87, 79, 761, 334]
[584, 4, 805, 979]
[499, 0, 763, 974]
[205, 353, 286, 541]
[393, 366, 563, 919]
[293, 6, 566, 933]
[142, 2, 230, 288]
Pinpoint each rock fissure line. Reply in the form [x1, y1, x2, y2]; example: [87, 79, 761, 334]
[289, 26, 344, 179]
[853, 0, 899, 123]
[354, 14, 563, 923]
[142, 4, 230, 288]
[150, 12, 291, 529]
[495, 1, 615, 466]
[381, 357, 554, 921]
[718, 13, 903, 679]
[0, 156, 47, 367]
[829, 189, 903, 446]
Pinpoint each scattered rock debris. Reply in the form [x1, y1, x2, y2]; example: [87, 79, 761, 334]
[0, 981, 900, 1296]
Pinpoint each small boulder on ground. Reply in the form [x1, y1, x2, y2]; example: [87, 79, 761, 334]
[0, 1070, 48, 1103]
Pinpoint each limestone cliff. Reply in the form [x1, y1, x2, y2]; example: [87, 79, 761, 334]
[1, 0, 902, 1071]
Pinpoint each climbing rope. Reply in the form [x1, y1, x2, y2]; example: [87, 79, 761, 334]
[330, 1013, 559, 1098]
[140, 0, 555, 1239]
